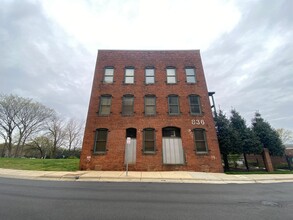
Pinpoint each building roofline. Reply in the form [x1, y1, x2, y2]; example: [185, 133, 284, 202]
[97, 49, 200, 53]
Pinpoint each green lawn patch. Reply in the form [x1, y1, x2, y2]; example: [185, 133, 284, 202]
[0, 158, 79, 171]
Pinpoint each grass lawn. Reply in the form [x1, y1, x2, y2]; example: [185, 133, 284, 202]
[0, 158, 80, 171]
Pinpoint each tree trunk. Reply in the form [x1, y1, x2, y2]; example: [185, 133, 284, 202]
[223, 154, 230, 171]
[243, 153, 249, 171]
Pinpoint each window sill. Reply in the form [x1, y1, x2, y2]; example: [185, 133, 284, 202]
[195, 151, 209, 155]
[144, 114, 156, 117]
[122, 114, 134, 117]
[190, 113, 203, 116]
[96, 113, 111, 117]
[93, 152, 107, 155]
[143, 151, 156, 155]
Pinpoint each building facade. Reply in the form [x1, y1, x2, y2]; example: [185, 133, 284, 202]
[80, 50, 223, 172]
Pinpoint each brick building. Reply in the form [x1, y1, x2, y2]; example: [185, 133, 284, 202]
[80, 50, 223, 172]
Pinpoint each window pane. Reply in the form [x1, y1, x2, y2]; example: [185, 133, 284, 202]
[101, 97, 111, 105]
[145, 97, 155, 105]
[167, 69, 176, 76]
[189, 96, 199, 104]
[169, 106, 179, 114]
[124, 97, 133, 105]
[96, 141, 106, 152]
[185, 68, 195, 76]
[145, 106, 155, 115]
[190, 105, 200, 114]
[125, 69, 134, 76]
[105, 68, 114, 76]
[145, 141, 155, 151]
[145, 129, 154, 140]
[169, 96, 178, 105]
[100, 106, 110, 115]
[104, 76, 113, 83]
[187, 76, 196, 83]
[125, 76, 134, 84]
[194, 130, 204, 140]
[196, 141, 207, 152]
[146, 76, 154, 84]
[162, 128, 181, 137]
[167, 76, 176, 84]
[97, 130, 107, 140]
[145, 69, 154, 76]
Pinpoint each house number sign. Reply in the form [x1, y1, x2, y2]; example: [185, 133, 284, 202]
[191, 119, 205, 125]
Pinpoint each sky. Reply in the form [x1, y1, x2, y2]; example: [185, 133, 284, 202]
[1, 0, 293, 134]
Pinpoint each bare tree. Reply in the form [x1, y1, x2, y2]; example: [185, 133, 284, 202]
[47, 116, 67, 158]
[0, 94, 23, 157]
[27, 135, 52, 158]
[64, 118, 84, 153]
[14, 100, 55, 157]
[276, 128, 293, 144]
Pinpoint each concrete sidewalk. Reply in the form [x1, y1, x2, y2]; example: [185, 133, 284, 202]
[0, 168, 293, 184]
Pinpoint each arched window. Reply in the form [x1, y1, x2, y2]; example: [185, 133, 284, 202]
[162, 127, 181, 137]
[189, 95, 201, 115]
[122, 95, 134, 115]
[168, 95, 180, 115]
[185, 67, 196, 83]
[94, 128, 108, 153]
[193, 129, 208, 153]
[103, 67, 114, 83]
[145, 67, 155, 84]
[99, 95, 112, 115]
[166, 67, 176, 84]
[124, 67, 135, 84]
[144, 95, 156, 116]
[143, 128, 155, 153]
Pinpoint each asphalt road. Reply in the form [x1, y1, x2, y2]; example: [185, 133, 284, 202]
[0, 177, 292, 220]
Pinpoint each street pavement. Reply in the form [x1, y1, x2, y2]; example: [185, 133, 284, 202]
[0, 168, 293, 184]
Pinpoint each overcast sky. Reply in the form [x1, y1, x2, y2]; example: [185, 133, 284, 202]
[1, 0, 292, 133]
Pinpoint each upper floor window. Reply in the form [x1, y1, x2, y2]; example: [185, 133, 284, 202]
[104, 67, 114, 83]
[94, 128, 108, 153]
[145, 68, 155, 84]
[185, 67, 196, 83]
[122, 95, 134, 115]
[189, 95, 201, 115]
[193, 129, 208, 153]
[143, 128, 156, 153]
[168, 95, 180, 115]
[144, 95, 156, 116]
[125, 67, 134, 84]
[99, 95, 112, 115]
[166, 67, 176, 84]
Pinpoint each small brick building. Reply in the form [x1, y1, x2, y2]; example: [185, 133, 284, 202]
[80, 50, 223, 172]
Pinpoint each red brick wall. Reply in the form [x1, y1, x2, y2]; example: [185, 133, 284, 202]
[80, 50, 223, 172]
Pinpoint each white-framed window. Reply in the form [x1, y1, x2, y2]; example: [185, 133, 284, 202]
[145, 68, 155, 84]
[189, 95, 201, 115]
[166, 67, 176, 84]
[185, 67, 196, 83]
[104, 67, 114, 83]
[168, 95, 180, 115]
[125, 67, 134, 84]
[194, 129, 208, 153]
